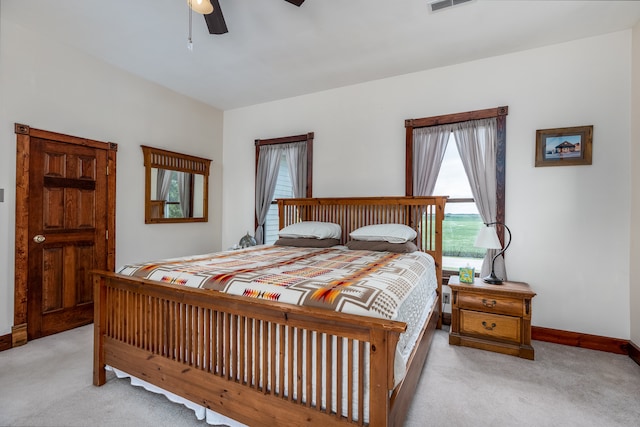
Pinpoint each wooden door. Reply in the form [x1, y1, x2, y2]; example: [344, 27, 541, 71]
[13, 124, 117, 345]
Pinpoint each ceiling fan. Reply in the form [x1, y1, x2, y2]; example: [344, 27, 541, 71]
[188, 0, 306, 35]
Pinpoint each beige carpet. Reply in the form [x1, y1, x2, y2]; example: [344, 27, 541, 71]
[1, 324, 639, 426]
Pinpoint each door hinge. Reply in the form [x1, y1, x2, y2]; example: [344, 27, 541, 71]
[106, 166, 109, 176]
[106, 230, 109, 240]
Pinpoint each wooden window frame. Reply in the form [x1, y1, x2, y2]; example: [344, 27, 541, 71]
[254, 132, 314, 230]
[405, 106, 508, 255]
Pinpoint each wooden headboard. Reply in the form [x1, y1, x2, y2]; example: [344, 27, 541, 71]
[278, 196, 447, 292]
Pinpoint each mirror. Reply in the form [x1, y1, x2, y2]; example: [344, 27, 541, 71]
[142, 145, 212, 224]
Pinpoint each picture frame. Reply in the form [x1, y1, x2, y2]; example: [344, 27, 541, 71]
[535, 125, 593, 167]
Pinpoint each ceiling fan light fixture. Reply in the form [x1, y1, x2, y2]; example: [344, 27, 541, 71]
[187, 0, 214, 15]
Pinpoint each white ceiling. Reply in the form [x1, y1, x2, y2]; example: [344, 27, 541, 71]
[3, 0, 640, 110]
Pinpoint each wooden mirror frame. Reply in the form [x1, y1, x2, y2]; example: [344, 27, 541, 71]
[142, 145, 212, 224]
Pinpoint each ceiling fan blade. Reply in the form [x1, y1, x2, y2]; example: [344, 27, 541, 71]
[203, 0, 228, 34]
[285, 0, 305, 6]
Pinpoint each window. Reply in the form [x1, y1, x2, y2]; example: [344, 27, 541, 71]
[432, 135, 484, 271]
[255, 133, 313, 244]
[264, 154, 294, 244]
[405, 106, 508, 277]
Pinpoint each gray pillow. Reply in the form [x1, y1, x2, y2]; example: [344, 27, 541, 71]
[346, 240, 418, 253]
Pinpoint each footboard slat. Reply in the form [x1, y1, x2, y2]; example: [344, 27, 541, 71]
[228, 312, 233, 377]
[358, 341, 365, 426]
[247, 316, 254, 387]
[325, 334, 332, 414]
[296, 327, 303, 403]
[315, 332, 322, 411]
[262, 320, 269, 393]
[306, 329, 312, 407]
[336, 337, 343, 419]
[347, 339, 354, 423]
[240, 316, 246, 382]
[278, 324, 286, 399]
[271, 322, 277, 397]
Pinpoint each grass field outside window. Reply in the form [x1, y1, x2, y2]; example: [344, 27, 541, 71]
[442, 213, 485, 271]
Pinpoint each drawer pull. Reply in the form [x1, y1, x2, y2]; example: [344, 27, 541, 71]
[482, 299, 497, 308]
[482, 321, 497, 331]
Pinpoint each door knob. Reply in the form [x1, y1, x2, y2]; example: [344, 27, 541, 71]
[33, 235, 46, 244]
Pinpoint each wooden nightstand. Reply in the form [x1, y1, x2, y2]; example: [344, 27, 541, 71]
[448, 275, 536, 360]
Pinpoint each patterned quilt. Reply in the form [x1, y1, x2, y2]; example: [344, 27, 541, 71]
[118, 245, 437, 359]
[119, 245, 432, 317]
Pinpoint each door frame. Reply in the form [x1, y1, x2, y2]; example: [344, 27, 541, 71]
[12, 123, 117, 347]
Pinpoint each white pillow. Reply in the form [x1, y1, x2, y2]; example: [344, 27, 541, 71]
[349, 224, 417, 244]
[279, 221, 342, 239]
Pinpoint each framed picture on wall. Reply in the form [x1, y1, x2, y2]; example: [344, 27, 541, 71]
[535, 125, 593, 167]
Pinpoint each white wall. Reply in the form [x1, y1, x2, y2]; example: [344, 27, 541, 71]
[631, 22, 640, 347]
[0, 17, 224, 335]
[223, 31, 633, 340]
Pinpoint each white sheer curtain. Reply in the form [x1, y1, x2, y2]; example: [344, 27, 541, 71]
[452, 117, 505, 279]
[177, 172, 191, 218]
[283, 141, 308, 198]
[255, 145, 283, 244]
[156, 169, 171, 201]
[412, 124, 451, 196]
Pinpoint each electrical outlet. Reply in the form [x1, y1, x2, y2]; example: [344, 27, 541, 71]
[443, 293, 450, 304]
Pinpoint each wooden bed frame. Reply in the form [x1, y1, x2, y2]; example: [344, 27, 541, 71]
[93, 196, 446, 427]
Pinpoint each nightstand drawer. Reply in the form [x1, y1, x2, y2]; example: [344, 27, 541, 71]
[460, 310, 521, 343]
[458, 293, 523, 316]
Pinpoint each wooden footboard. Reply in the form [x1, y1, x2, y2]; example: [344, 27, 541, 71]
[94, 272, 416, 426]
